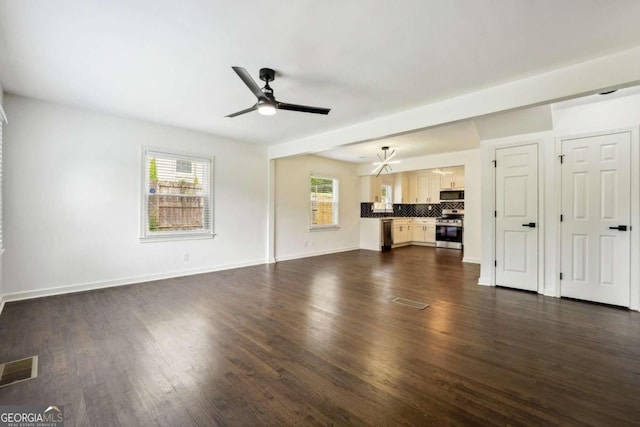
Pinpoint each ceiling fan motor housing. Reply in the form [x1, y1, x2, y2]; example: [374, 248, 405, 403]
[259, 68, 275, 82]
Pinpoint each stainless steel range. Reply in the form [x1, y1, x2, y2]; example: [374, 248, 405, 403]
[436, 209, 464, 250]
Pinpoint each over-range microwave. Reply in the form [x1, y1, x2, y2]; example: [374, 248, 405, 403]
[440, 189, 464, 201]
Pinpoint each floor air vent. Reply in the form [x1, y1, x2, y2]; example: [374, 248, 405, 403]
[392, 297, 429, 310]
[0, 356, 38, 388]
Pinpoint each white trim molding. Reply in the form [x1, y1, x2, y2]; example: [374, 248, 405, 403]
[0, 258, 265, 306]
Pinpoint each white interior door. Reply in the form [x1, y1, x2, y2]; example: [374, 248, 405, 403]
[560, 132, 631, 307]
[495, 144, 538, 291]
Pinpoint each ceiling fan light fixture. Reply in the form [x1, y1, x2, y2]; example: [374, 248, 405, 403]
[226, 67, 330, 117]
[257, 100, 277, 116]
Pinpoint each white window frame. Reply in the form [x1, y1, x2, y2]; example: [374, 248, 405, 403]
[140, 146, 215, 242]
[309, 174, 339, 230]
[381, 184, 392, 206]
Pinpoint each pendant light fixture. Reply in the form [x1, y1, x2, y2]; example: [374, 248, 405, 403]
[372, 146, 400, 177]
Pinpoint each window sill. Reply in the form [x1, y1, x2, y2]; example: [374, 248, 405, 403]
[140, 232, 216, 243]
[309, 225, 340, 232]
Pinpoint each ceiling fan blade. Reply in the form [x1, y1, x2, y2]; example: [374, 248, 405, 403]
[277, 102, 330, 115]
[372, 164, 384, 175]
[231, 66, 265, 99]
[225, 104, 257, 118]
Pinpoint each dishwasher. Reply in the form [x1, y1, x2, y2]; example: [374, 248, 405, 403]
[381, 219, 393, 251]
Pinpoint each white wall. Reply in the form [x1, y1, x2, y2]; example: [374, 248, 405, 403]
[2, 95, 269, 300]
[0, 81, 4, 304]
[553, 93, 640, 134]
[274, 155, 360, 261]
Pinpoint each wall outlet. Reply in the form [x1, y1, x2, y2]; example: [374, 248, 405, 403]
[428, 205, 432, 211]
[184, 253, 190, 261]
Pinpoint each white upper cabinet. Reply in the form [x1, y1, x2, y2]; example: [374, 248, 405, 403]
[410, 172, 442, 203]
[439, 166, 465, 189]
[393, 172, 409, 203]
[362, 166, 464, 204]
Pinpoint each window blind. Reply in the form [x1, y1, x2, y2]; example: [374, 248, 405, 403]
[143, 149, 213, 238]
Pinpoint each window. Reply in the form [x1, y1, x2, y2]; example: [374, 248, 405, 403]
[142, 148, 214, 240]
[310, 175, 339, 228]
[176, 160, 192, 174]
[381, 184, 392, 205]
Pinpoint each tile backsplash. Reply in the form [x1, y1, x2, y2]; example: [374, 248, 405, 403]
[361, 202, 463, 218]
[441, 201, 464, 210]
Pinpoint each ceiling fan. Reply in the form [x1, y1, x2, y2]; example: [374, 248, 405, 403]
[372, 146, 399, 177]
[225, 67, 331, 117]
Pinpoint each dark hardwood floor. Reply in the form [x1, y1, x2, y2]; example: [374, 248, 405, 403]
[1, 246, 640, 426]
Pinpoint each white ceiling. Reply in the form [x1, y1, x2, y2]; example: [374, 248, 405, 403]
[2, 1, 640, 146]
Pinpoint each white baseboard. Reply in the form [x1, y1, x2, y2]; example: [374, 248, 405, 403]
[275, 246, 360, 262]
[0, 258, 266, 305]
[462, 257, 481, 264]
[477, 277, 493, 286]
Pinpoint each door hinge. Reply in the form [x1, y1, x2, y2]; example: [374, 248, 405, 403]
[494, 210, 497, 218]
[494, 260, 497, 267]
[558, 154, 565, 164]
[560, 272, 563, 280]
[492, 160, 497, 168]
[560, 214, 563, 222]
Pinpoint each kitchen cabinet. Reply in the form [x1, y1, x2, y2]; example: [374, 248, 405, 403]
[393, 173, 409, 203]
[408, 175, 418, 203]
[426, 174, 442, 203]
[412, 218, 436, 244]
[368, 175, 382, 202]
[409, 173, 440, 203]
[440, 167, 465, 189]
[393, 219, 412, 245]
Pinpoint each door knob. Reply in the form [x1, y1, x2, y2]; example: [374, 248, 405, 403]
[609, 225, 628, 231]
[522, 222, 536, 228]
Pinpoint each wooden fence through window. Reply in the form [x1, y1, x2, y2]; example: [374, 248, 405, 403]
[148, 181, 204, 231]
[311, 193, 334, 226]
